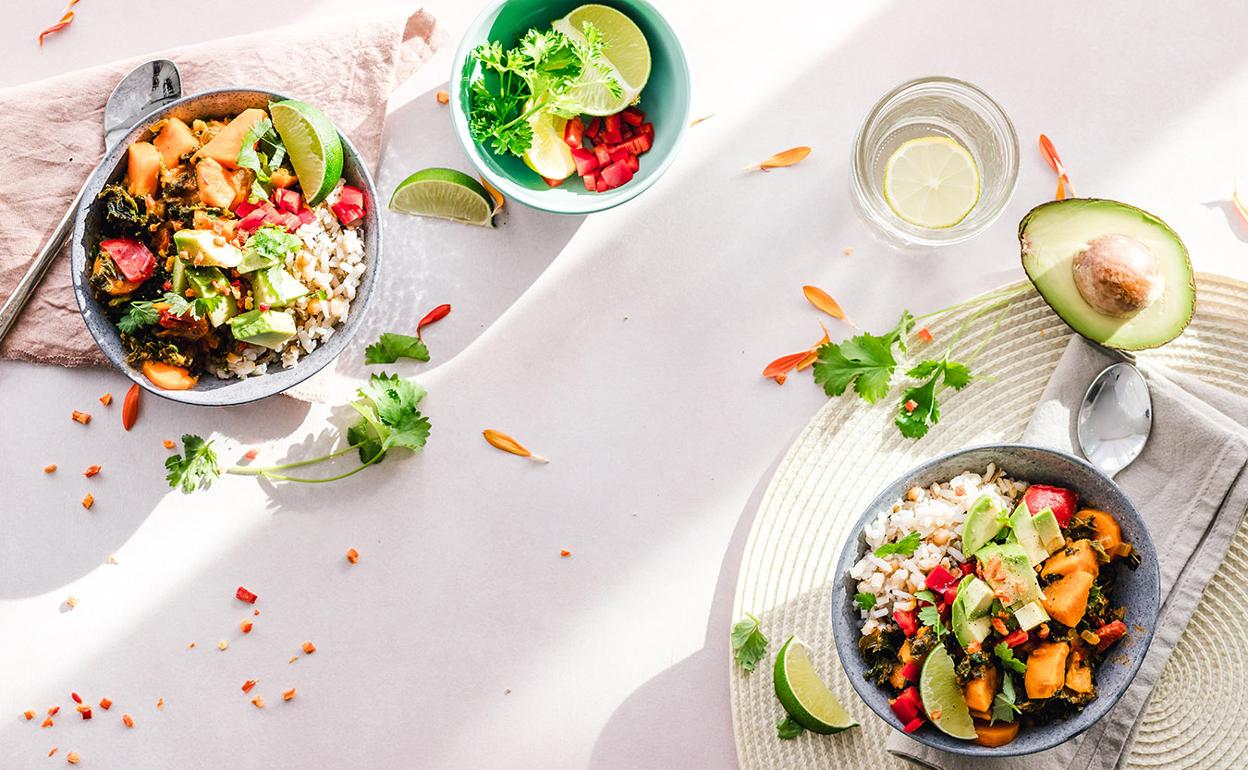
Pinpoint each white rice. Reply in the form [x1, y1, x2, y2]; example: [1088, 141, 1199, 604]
[209, 182, 366, 379]
[848, 464, 1029, 636]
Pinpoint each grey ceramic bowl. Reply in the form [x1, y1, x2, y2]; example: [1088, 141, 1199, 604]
[70, 88, 381, 406]
[831, 444, 1159, 757]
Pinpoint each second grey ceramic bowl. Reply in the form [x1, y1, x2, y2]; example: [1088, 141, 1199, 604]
[831, 444, 1159, 757]
[70, 88, 381, 406]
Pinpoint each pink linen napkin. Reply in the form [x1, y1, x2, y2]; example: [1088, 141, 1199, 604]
[0, 7, 443, 367]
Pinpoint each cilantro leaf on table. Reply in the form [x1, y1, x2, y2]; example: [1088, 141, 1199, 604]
[812, 311, 913, 403]
[993, 641, 1027, 674]
[991, 671, 1021, 724]
[873, 531, 921, 558]
[777, 716, 805, 740]
[895, 358, 974, 439]
[347, 373, 432, 463]
[854, 592, 877, 611]
[166, 434, 221, 494]
[731, 613, 769, 672]
[364, 333, 431, 365]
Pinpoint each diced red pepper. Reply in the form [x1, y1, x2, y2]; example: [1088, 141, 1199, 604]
[338, 185, 366, 210]
[585, 117, 601, 139]
[604, 113, 620, 134]
[924, 564, 958, 593]
[595, 176, 608, 193]
[1024, 484, 1078, 527]
[621, 107, 645, 126]
[941, 585, 960, 606]
[571, 147, 600, 177]
[541, 176, 565, 188]
[893, 608, 919, 637]
[600, 160, 633, 189]
[1003, 629, 1030, 648]
[960, 561, 976, 576]
[890, 685, 923, 723]
[234, 200, 261, 218]
[1095, 620, 1127, 652]
[297, 208, 317, 225]
[272, 188, 302, 215]
[901, 661, 922, 682]
[902, 717, 925, 733]
[100, 239, 155, 282]
[640, 122, 654, 138]
[563, 116, 584, 149]
[331, 202, 364, 227]
[582, 173, 597, 192]
[236, 208, 268, 233]
[236, 586, 258, 604]
[626, 134, 652, 155]
[593, 144, 612, 167]
[624, 153, 639, 172]
[608, 146, 630, 164]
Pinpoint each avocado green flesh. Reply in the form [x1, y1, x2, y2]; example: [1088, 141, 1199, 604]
[250, 267, 308, 308]
[1008, 502, 1048, 566]
[961, 494, 1005, 556]
[1020, 198, 1194, 350]
[229, 309, 296, 350]
[173, 229, 243, 269]
[976, 543, 1044, 606]
[951, 576, 994, 648]
[1031, 508, 1064, 553]
[184, 266, 238, 327]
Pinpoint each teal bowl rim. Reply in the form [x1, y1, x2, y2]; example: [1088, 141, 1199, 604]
[448, 0, 692, 215]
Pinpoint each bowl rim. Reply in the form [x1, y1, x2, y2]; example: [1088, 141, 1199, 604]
[70, 87, 381, 407]
[830, 443, 1160, 757]
[447, 0, 692, 215]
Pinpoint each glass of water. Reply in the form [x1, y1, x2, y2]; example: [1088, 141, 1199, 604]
[850, 76, 1019, 247]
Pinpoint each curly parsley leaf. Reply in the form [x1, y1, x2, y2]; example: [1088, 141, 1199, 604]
[777, 716, 805, 740]
[166, 434, 221, 494]
[854, 592, 877, 611]
[364, 333, 431, 365]
[993, 641, 1027, 674]
[731, 613, 769, 673]
[873, 531, 921, 558]
[991, 671, 1021, 724]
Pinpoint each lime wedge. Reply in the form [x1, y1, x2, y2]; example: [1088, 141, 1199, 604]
[552, 4, 651, 116]
[522, 111, 577, 181]
[919, 645, 977, 740]
[883, 136, 980, 229]
[773, 636, 859, 734]
[270, 100, 344, 205]
[388, 168, 496, 227]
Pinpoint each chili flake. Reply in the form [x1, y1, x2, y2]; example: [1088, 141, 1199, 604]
[67, 751, 80, 764]
[560, 550, 571, 557]
[253, 609, 260, 616]
[282, 688, 296, 701]
[187, 642, 196, 649]
[65, 596, 77, 609]
[49, 748, 58, 757]
[24, 710, 35, 720]
[240, 619, 253, 634]
[435, 90, 449, 104]
[156, 698, 164, 710]
[122, 714, 134, 728]
[81, 494, 94, 510]
[71, 411, 90, 425]
[163, 439, 176, 449]
[99, 393, 112, 406]
[917, 327, 934, 343]
[77, 706, 91, 720]
[98, 698, 111, 710]
[904, 399, 918, 413]
[241, 680, 257, 694]
[48, 706, 60, 716]
[83, 466, 101, 478]
[288, 656, 298, 664]
[236, 586, 258, 604]
[301, 641, 316, 655]
[41, 717, 54, 728]
[70, 693, 81, 704]
[243, 449, 258, 461]
[250, 696, 265, 708]
[44, 464, 57, 473]
[345, 547, 359, 564]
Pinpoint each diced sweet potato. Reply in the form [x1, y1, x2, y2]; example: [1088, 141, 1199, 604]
[974, 719, 1020, 747]
[270, 167, 297, 188]
[898, 638, 914, 666]
[1065, 644, 1094, 694]
[1041, 570, 1095, 627]
[962, 664, 999, 713]
[193, 108, 266, 169]
[142, 361, 198, 391]
[196, 158, 236, 209]
[1024, 641, 1069, 700]
[1042, 539, 1099, 580]
[127, 142, 161, 197]
[229, 168, 253, 210]
[153, 117, 199, 168]
[889, 662, 908, 690]
[969, 709, 993, 721]
[1075, 509, 1122, 556]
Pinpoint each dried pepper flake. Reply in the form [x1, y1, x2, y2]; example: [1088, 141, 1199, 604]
[187, 642, 196, 649]
[302, 641, 316, 655]
[81, 494, 93, 510]
[49, 748, 58, 757]
[482, 429, 549, 463]
[250, 696, 265, 708]
[122, 384, 141, 431]
[44, 464, 57, 473]
[218, 640, 229, 651]
[71, 411, 91, 425]
[41, 717, 54, 728]
[904, 399, 918, 413]
[83, 465, 101, 478]
[64, 596, 77, 609]
[99, 393, 112, 406]
[288, 656, 298, 664]
[1038, 134, 1076, 200]
[66, 751, 80, 765]
[70, 693, 82, 704]
[560, 550, 571, 557]
[76, 707, 91, 720]
[282, 688, 296, 702]
[156, 698, 164, 710]
[48, 706, 61, 716]
[241, 680, 257, 694]
[802, 285, 851, 323]
[98, 698, 111, 710]
[746, 146, 811, 172]
[37, 0, 80, 47]
[917, 327, 934, 343]
[345, 547, 360, 564]
[416, 303, 452, 337]
[843, 246, 855, 256]
[236, 586, 258, 604]
[24, 710, 35, 720]
[243, 449, 258, 461]
[163, 439, 176, 450]
[122, 714, 134, 728]
[435, 90, 449, 104]
[240, 619, 253, 634]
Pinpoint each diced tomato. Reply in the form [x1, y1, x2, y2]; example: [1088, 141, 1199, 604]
[621, 125, 635, 141]
[893, 608, 919, 637]
[1003, 629, 1030, 648]
[100, 239, 155, 282]
[593, 144, 612, 167]
[571, 147, 600, 177]
[234, 200, 261, 218]
[1024, 484, 1078, 527]
[563, 116, 584, 149]
[604, 113, 620, 134]
[595, 176, 608, 193]
[541, 176, 565, 188]
[624, 153, 639, 172]
[890, 685, 923, 723]
[640, 122, 654, 138]
[626, 134, 652, 155]
[600, 160, 633, 189]
[1095, 620, 1127, 652]
[902, 717, 925, 734]
[297, 208, 316, 225]
[924, 565, 958, 593]
[582, 173, 597, 192]
[608, 146, 630, 164]
[603, 128, 622, 144]
[330, 202, 364, 227]
[621, 107, 645, 126]
[338, 185, 366, 210]
[272, 188, 302, 215]
[901, 661, 922, 682]
[236, 586, 258, 604]
[585, 117, 601, 139]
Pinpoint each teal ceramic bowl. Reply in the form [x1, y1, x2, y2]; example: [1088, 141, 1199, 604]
[450, 0, 691, 214]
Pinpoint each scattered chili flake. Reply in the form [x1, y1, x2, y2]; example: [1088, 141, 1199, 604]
[83, 465, 101, 478]
[65, 596, 77, 609]
[48, 706, 60, 716]
[70, 693, 81, 704]
[187, 642, 196, 649]
[98, 698, 111, 710]
[250, 696, 265, 708]
[301, 641, 316, 655]
[81, 494, 93, 510]
[435, 90, 449, 104]
[156, 698, 164, 710]
[288, 656, 298, 664]
[416, 303, 452, 337]
[41, 717, 54, 728]
[345, 547, 359, 564]
[560, 550, 571, 557]
[66, 751, 80, 764]
[218, 640, 229, 651]
[76, 707, 91, 720]
[241, 680, 258, 694]
[243, 449, 258, 461]
[236, 586, 258, 604]
[122, 714, 134, 728]
[99, 393, 112, 406]
[44, 464, 57, 473]
[917, 327, 934, 343]
[240, 619, 253, 634]
[163, 439, 176, 450]
[49, 747, 58, 757]
[121, 384, 141, 431]
[253, 609, 260, 616]
[482, 430, 549, 463]
[904, 399, 918, 413]
[71, 411, 90, 425]
[843, 246, 855, 256]
[282, 688, 296, 702]
[105, 554, 118, 565]
[24, 710, 35, 720]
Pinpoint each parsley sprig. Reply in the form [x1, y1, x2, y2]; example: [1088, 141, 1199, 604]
[164, 372, 430, 493]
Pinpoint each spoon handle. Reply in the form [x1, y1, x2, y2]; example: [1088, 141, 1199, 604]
[0, 182, 88, 343]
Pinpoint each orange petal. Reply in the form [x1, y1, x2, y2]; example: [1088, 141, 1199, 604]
[483, 429, 548, 463]
[795, 349, 820, 371]
[1233, 187, 1248, 228]
[762, 351, 807, 381]
[690, 114, 715, 127]
[479, 176, 505, 212]
[1038, 134, 1063, 175]
[749, 146, 811, 171]
[802, 285, 848, 322]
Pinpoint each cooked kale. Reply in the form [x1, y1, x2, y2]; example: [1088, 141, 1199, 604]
[122, 334, 197, 369]
[954, 649, 990, 684]
[859, 628, 903, 687]
[1065, 516, 1097, 541]
[98, 184, 150, 237]
[910, 628, 939, 659]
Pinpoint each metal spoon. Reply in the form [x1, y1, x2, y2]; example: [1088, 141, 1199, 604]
[0, 59, 181, 342]
[1077, 360, 1152, 477]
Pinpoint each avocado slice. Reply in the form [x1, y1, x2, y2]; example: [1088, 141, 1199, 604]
[169, 256, 188, 295]
[1008, 502, 1048, 566]
[229, 309, 297, 350]
[976, 543, 1045, 606]
[961, 493, 1005, 556]
[1032, 508, 1065, 554]
[1019, 198, 1194, 350]
[951, 576, 995, 649]
[173, 229, 243, 269]
[1011, 600, 1050, 631]
[184, 266, 238, 327]
[249, 267, 308, 308]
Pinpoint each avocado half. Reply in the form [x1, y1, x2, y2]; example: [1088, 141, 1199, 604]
[1019, 198, 1195, 350]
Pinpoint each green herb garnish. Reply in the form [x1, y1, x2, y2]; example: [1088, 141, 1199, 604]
[854, 592, 877, 611]
[237, 116, 288, 200]
[873, 531, 921, 558]
[731, 613, 769, 673]
[243, 225, 302, 270]
[364, 333, 431, 365]
[991, 671, 1021, 724]
[993, 641, 1027, 674]
[165, 433, 221, 494]
[777, 716, 805, 740]
[918, 603, 945, 638]
[116, 300, 161, 334]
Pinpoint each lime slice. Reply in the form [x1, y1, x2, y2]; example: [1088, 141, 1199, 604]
[522, 111, 577, 180]
[270, 100, 344, 205]
[919, 645, 977, 740]
[552, 4, 651, 116]
[883, 136, 980, 229]
[388, 168, 495, 227]
[773, 636, 859, 734]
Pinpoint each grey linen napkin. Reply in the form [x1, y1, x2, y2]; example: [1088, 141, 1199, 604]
[886, 336, 1248, 770]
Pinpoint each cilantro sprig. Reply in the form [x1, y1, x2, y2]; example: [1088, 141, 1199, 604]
[993, 641, 1027, 674]
[854, 592, 877, 611]
[731, 613, 769, 673]
[364, 333, 430, 365]
[918, 603, 945, 638]
[116, 292, 225, 334]
[873, 531, 921, 558]
[164, 372, 430, 493]
[991, 671, 1021, 724]
[237, 115, 288, 200]
[777, 716, 805, 740]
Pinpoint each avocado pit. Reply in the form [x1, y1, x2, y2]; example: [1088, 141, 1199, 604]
[1071, 234, 1163, 317]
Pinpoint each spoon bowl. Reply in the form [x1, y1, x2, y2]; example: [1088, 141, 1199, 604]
[1078, 362, 1153, 477]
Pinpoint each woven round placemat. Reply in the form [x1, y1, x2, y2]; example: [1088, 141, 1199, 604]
[730, 273, 1248, 770]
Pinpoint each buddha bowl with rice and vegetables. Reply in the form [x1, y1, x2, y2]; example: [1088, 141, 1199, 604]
[832, 445, 1159, 756]
[71, 89, 380, 406]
